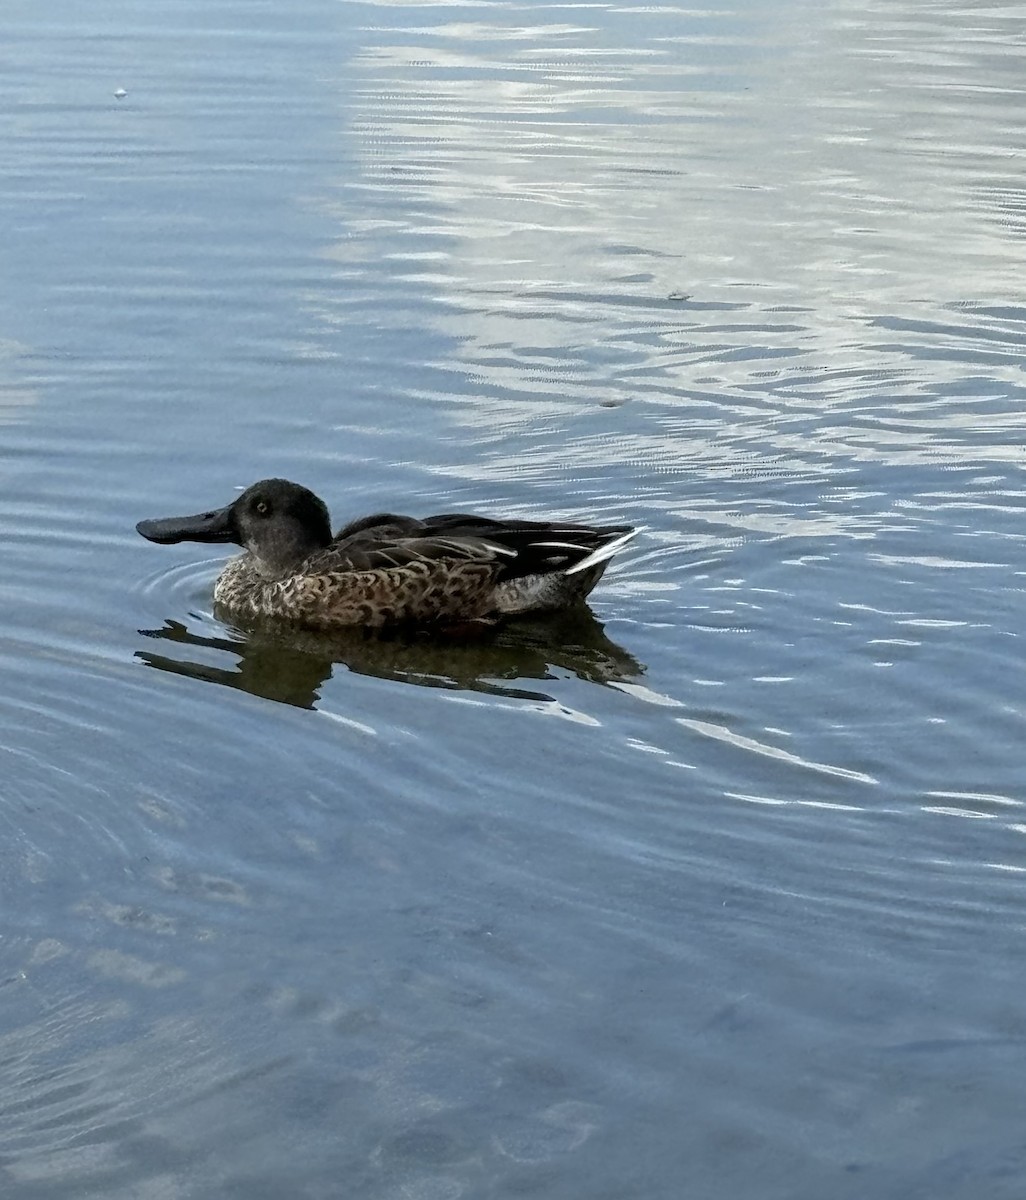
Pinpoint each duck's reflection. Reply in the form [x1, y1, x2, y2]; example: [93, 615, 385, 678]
[136, 610, 644, 709]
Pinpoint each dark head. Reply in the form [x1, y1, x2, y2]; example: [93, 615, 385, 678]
[136, 479, 333, 578]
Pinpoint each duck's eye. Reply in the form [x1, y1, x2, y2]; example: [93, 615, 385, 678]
[255, 500, 270, 516]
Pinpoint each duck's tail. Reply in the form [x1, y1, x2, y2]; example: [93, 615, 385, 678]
[487, 523, 640, 615]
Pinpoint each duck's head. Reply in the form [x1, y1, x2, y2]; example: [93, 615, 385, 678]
[136, 478, 333, 578]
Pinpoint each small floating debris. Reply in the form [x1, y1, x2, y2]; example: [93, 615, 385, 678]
[114, 88, 127, 100]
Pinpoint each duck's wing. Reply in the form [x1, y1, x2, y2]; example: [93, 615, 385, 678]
[415, 514, 637, 578]
[307, 534, 516, 576]
[325, 511, 637, 580]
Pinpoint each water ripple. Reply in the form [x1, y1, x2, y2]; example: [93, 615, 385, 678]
[3, 0, 1026, 1193]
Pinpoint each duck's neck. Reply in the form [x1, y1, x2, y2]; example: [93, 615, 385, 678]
[247, 528, 330, 580]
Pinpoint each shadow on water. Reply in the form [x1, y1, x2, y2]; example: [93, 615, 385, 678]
[135, 609, 645, 709]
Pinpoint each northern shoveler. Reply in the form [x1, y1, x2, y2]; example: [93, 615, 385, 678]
[137, 478, 637, 630]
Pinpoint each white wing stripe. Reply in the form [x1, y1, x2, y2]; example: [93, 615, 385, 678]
[564, 529, 640, 575]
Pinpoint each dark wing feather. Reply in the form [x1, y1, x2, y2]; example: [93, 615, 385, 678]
[325, 509, 634, 581]
[416, 514, 635, 580]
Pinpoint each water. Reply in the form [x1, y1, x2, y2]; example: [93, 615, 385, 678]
[2, 0, 1026, 1195]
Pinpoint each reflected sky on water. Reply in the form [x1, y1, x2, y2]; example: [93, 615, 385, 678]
[2, 0, 1026, 1196]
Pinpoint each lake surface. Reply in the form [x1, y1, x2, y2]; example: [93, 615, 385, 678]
[3, 0, 1026, 1195]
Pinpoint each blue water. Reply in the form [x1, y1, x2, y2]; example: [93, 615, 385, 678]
[2, 0, 1026, 1195]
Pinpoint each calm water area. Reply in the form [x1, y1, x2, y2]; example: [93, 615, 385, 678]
[3, 0, 1026, 1195]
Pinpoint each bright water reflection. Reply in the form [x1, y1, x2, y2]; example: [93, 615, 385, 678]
[2, 0, 1026, 1196]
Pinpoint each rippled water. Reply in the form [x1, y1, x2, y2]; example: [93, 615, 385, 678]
[3, 0, 1026, 1195]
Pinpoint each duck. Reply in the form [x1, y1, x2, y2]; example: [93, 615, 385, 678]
[137, 478, 638, 630]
